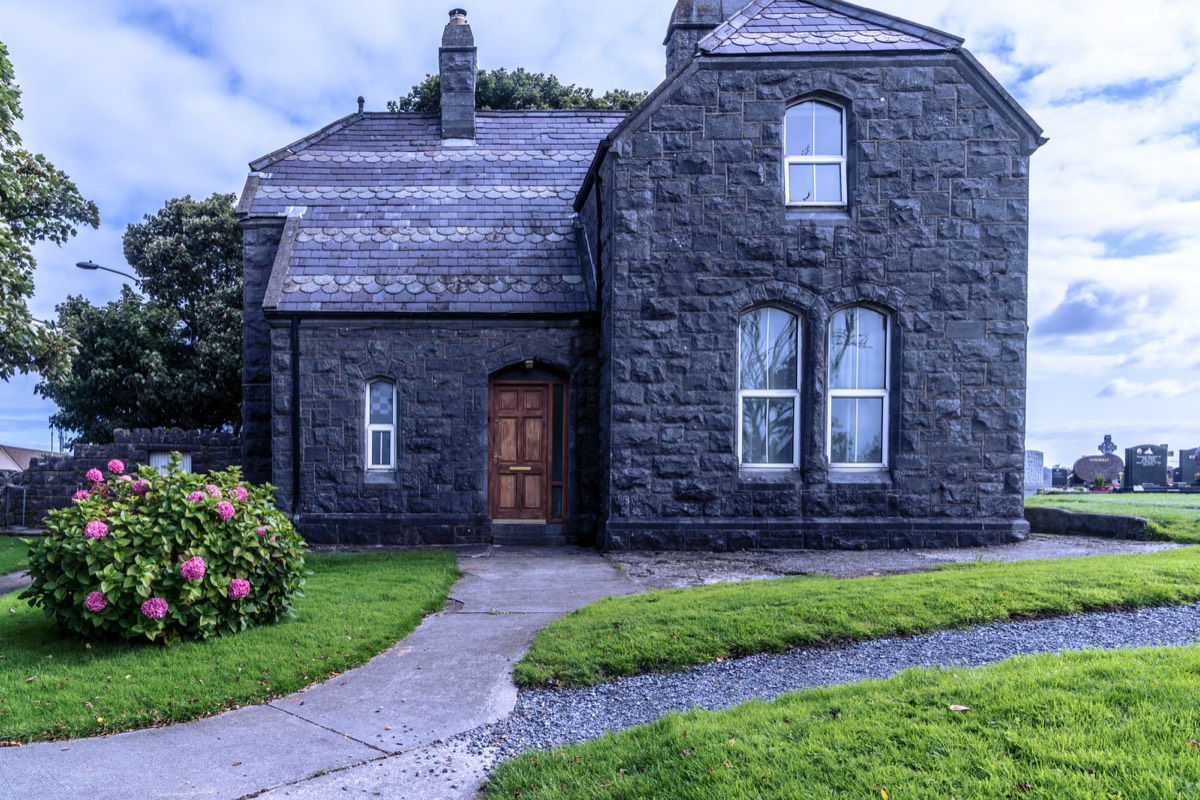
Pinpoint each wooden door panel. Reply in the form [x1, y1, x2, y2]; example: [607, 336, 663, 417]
[498, 474, 518, 512]
[523, 474, 543, 509]
[522, 417, 544, 462]
[497, 418, 518, 462]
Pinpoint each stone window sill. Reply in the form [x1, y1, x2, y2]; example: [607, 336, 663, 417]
[828, 468, 892, 487]
[738, 467, 802, 485]
[364, 471, 397, 485]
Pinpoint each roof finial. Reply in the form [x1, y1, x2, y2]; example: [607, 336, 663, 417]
[357, 96, 365, 114]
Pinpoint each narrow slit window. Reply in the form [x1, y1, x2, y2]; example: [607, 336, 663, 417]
[784, 100, 846, 206]
[366, 380, 396, 471]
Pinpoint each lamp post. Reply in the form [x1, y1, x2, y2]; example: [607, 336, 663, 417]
[75, 261, 141, 284]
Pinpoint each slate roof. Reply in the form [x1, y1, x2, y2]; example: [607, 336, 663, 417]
[243, 111, 625, 315]
[0, 445, 51, 473]
[699, 0, 962, 55]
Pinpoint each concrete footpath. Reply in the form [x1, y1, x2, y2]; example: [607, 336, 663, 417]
[0, 547, 637, 800]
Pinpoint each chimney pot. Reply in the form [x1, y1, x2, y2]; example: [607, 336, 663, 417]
[449, 8, 468, 24]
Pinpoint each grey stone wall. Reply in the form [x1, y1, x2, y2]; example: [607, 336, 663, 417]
[7, 429, 239, 528]
[598, 54, 1035, 550]
[241, 219, 286, 485]
[267, 317, 601, 546]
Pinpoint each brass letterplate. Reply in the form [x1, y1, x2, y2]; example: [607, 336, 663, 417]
[509, 466, 533, 472]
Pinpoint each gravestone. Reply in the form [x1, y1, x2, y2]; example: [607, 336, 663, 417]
[1073, 454, 1123, 487]
[1051, 468, 1071, 488]
[1124, 444, 1168, 487]
[1024, 450, 1046, 492]
[1180, 446, 1200, 486]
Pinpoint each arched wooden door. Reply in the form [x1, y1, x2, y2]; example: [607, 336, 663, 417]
[488, 377, 567, 522]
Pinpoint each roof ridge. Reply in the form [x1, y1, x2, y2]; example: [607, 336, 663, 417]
[249, 112, 365, 172]
[698, 0, 964, 54]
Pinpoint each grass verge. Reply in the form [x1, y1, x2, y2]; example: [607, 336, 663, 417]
[487, 644, 1200, 799]
[0, 550, 459, 743]
[0, 537, 28, 576]
[515, 548, 1200, 688]
[1026, 492, 1200, 543]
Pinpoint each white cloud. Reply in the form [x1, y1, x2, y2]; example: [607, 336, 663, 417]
[1099, 378, 1200, 400]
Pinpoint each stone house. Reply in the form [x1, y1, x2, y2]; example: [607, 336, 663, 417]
[239, 0, 1044, 549]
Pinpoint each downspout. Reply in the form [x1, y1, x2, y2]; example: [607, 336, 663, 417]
[290, 317, 302, 526]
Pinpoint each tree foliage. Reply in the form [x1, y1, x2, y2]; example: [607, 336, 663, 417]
[39, 194, 242, 443]
[388, 67, 647, 112]
[0, 40, 99, 381]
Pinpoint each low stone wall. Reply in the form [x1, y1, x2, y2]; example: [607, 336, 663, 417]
[5, 429, 238, 529]
[1024, 506, 1151, 539]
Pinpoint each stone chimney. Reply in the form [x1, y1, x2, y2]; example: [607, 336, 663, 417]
[664, 0, 742, 75]
[440, 8, 476, 140]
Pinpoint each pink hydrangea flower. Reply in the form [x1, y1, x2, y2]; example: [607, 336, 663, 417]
[232, 487, 248, 503]
[107, 459, 125, 474]
[86, 468, 103, 483]
[118, 475, 133, 483]
[204, 484, 222, 498]
[85, 592, 107, 613]
[228, 579, 250, 601]
[84, 520, 109, 539]
[72, 489, 90, 504]
[187, 491, 205, 503]
[141, 597, 169, 620]
[180, 556, 206, 582]
[216, 501, 235, 521]
[256, 526, 267, 537]
[132, 479, 150, 495]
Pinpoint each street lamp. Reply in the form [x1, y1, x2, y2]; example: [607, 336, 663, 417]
[75, 261, 140, 284]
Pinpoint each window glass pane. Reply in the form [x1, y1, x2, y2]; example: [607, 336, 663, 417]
[830, 309, 887, 389]
[784, 103, 814, 156]
[767, 398, 796, 464]
[765, 308, 798, 390]
[788, 164, 815, 204]
[742, 397, 768, 464]
[813, 103, 843, 156]
[742, 397, 795, 465]
[740, 310, 767, 390]
[552, 384, 564, 483]
[814, 164, 843, 204]
[831, 398, 884, 464]
[551, 487, 563, 519]
[371, 430, 392, 467]
[369, 382, 393, 425]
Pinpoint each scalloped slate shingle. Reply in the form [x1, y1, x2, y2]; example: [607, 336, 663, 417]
[245, 111, 624, 314]
[700, 0, 953, 55]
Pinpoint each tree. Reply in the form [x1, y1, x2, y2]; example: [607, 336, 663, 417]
[388, 67, 647, 112]
[0, 40, 99, 381]
[38, 193, 242, 443]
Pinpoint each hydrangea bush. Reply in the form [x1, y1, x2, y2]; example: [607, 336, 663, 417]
[22, 455, 306, 644]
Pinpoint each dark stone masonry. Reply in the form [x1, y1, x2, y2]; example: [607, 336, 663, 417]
[239, 1, 1044, 549]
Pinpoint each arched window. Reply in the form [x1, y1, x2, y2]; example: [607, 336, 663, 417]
[784, 100, 846, 206]
[828, 307, 888, 467]
[738, 307, 800, 467]
[365, 379, 396, 470]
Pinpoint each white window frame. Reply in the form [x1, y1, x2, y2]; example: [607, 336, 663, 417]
[365, 380, 397, 471]
[784, 100, 847, 208]
[827, 307, 889, 469]
[737, 307, 802, 469]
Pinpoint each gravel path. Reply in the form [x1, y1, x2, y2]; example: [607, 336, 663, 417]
[454, 601, 1200, 763]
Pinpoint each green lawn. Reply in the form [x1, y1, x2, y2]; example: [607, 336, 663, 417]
[515, 548, 1200, 688]
[0, 550, 459, 743]
[0, 536, 28, 575]
[1026, 492, 1200, 543]
[487, 645, 1200, 799]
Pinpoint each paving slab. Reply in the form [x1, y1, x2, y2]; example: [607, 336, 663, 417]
[0, 704, 378, 800]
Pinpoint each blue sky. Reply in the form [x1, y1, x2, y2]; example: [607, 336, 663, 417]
[0, 0, 1197, 471]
